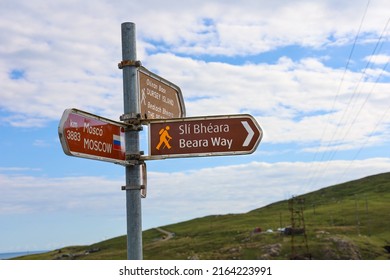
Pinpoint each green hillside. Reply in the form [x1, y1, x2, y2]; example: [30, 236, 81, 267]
[16, 172, 390, 260]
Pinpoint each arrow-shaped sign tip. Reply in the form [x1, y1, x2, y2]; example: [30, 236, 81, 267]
[241, 121, 254, 147]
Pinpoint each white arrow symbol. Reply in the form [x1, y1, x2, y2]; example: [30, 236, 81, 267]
[241, 121, 254, 147]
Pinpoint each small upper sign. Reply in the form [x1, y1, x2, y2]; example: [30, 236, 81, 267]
[147, 114, 263, 159]
[58, 108, 127, 165]
[138, 66, 185, 120]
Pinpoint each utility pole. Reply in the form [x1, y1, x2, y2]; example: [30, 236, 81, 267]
[120, 22, 143, 260]
[289, 196, 310, 259]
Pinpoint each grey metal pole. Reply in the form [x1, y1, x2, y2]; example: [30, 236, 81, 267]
[121, 22, 143, 260]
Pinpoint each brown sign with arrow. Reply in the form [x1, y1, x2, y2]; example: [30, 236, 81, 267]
[147, 114, 262, 159]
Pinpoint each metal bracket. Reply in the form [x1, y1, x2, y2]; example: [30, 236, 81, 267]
[120, 113, 140, 121]
[126, 152, 143, 161]
[121, 113, 143, 131]
[132, 124, 144, 131]
[121, 185, 145, 191]
[118, 60, 142, 69]
[125, 152, 144, 166]
[126, 124, 143, 131]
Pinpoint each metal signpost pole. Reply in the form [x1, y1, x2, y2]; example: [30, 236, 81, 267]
[121, 22, 143, 260]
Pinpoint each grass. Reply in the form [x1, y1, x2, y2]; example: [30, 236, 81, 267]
[15, 172, 390, 260]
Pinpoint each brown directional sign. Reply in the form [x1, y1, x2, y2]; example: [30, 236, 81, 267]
[146, 114, 262, 159]
[138, 66, 186, 120]
[58, 108, 127, 164]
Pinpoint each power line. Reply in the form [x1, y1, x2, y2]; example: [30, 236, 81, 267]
[310, 17, 390, 188]
[304, 0, 371, 189]
[338, 57, 390, 182]
[325, 17, 390, 161]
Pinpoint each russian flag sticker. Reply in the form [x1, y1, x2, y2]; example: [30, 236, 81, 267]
[113, 135, 122, 151]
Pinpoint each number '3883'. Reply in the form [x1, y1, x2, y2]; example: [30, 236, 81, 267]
[66, 130, 81, 141]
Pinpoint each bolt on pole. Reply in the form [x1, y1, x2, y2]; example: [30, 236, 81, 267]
[121, 22, 143, 260]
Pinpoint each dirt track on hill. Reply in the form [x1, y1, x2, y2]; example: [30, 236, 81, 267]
[155, 227, 175, 241]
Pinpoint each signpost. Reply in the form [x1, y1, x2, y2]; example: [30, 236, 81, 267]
[58, 22, 263, 260]
[120, 22, 143, 260]
[58, 108, 127, 165]
[146, 114, 262, 159]
[138, 66, 185, 120]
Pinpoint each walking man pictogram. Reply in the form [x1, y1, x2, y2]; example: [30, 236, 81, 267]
[156, 125, 172, 150]
[140, 88, 146, 105]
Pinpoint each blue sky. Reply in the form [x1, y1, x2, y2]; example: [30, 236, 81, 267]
[1, 0, 390, 253]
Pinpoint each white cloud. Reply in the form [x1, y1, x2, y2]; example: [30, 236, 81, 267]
[144, 157, 390, 227]
[0, 167, 41, 172]
[365, 54, 390, 65]
[0, 174, 124, 215]
[133, 0, 390, 55]
[0, 0, 389, 149]
[145, 54, 390, 150]
[2, 158, 389, 228]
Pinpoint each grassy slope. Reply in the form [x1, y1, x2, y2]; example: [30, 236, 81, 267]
[16, 172, 390, 260]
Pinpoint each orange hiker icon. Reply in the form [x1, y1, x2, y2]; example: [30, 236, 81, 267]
[156, 125, 172, 150]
